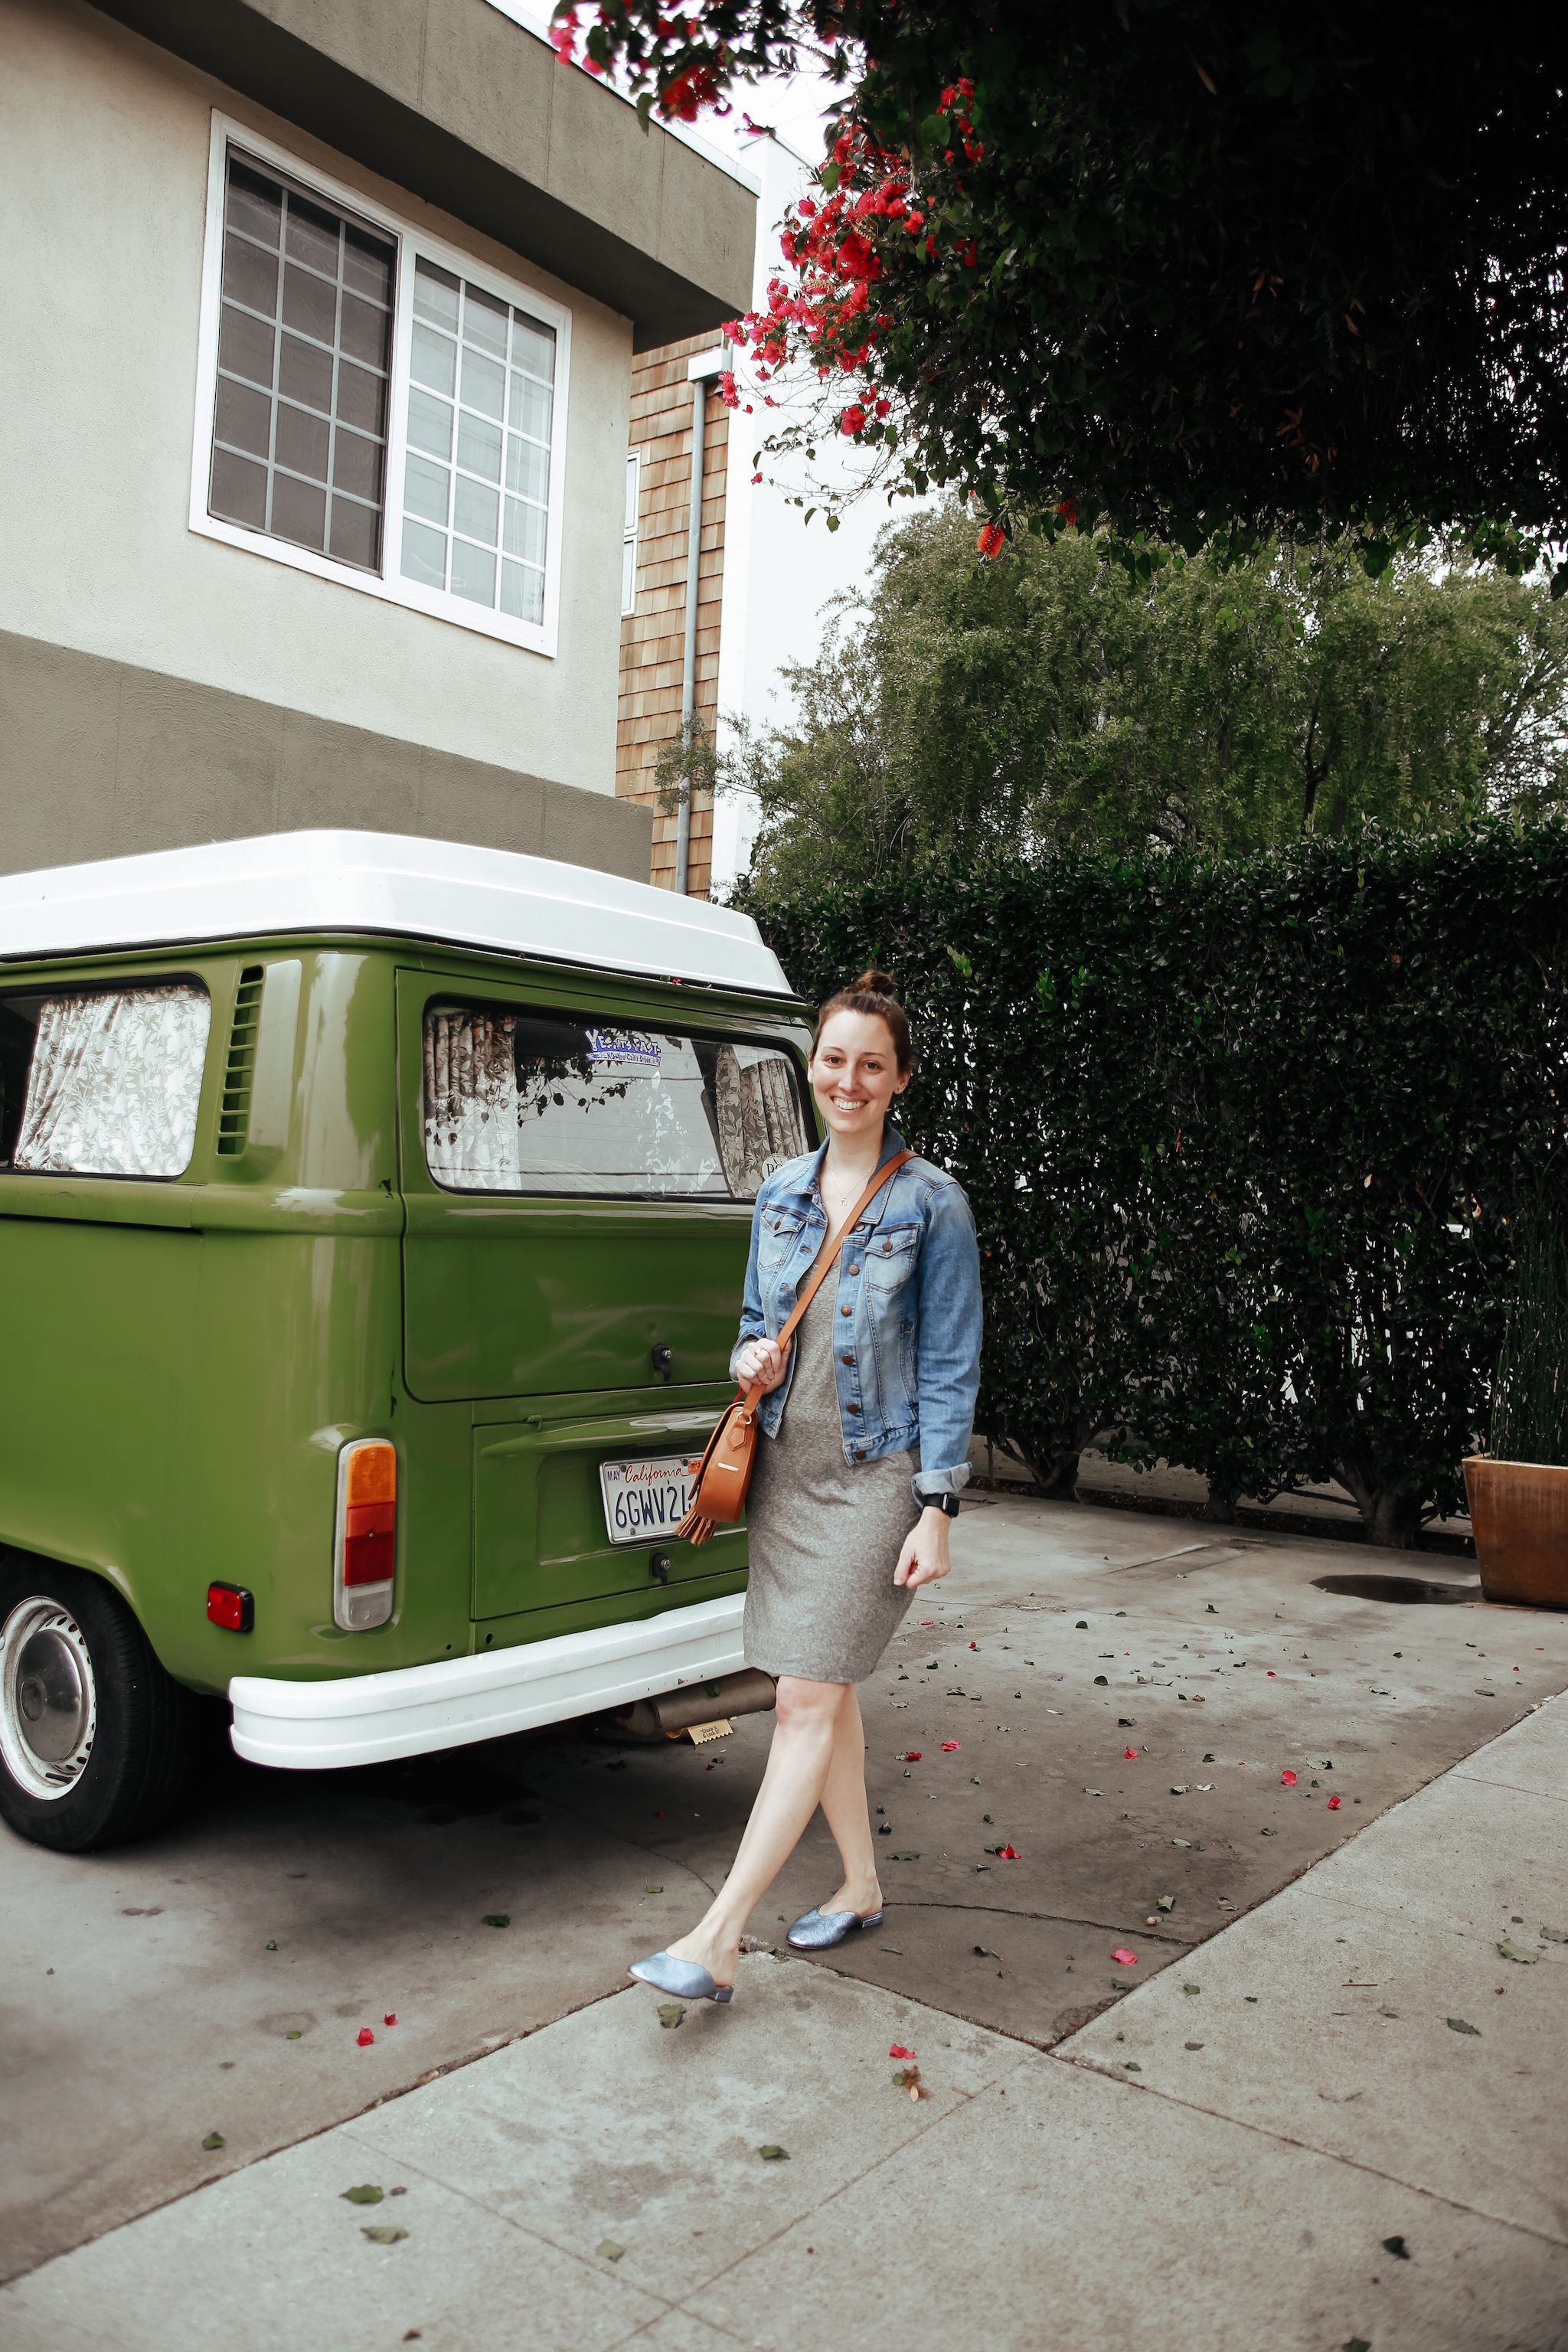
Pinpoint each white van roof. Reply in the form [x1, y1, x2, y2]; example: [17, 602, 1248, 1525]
[0, 831, 795, 999]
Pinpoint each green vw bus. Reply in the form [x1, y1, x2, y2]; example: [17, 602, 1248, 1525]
[0, 831, 812, 1851]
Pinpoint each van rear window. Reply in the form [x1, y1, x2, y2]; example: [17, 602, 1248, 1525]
[0, 985, 211, 1178]
[423, 1004, 807, 1198]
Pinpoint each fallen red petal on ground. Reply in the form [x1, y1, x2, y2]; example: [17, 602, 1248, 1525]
[357, 2028, 374, 2047]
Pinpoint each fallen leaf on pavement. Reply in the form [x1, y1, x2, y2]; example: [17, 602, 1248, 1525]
[1170, 1784, 1188, 1795]
[481, 1915, 511, 1929]
[341, 2185, 384, 2206]
[1156, 1896, 1174, 1913]
[1093, 1676, 1108, 1686]
[973, 1946, 1000, 1958]
[1171, 1837, 1192, 1847]
[1543, 1926, 1568, 1942]
[658, 2004, 685, 2029]
[201, 2132, 224, 2151]
[891, 1849, 920, 1860]
[1085, 1787, 1104, 1796]
[1447, 2017, 1481, 2035]
[759, 2145, 790, 2160]
[1383, 2235, 1410, 2259]
[645, 1883, 663, 1893]
[361, 2226, 407, 2245]
[597, 2240, 625, 2260]
[357, 2029, 375, 2047]
[1498, 1940, 1538, 1965]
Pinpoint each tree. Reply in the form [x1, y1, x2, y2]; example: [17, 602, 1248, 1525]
[553, 4, 1568, 579]
[720, 505, 1568, 888]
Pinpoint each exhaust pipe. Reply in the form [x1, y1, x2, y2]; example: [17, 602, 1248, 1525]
[612, 1668, 777, 1740]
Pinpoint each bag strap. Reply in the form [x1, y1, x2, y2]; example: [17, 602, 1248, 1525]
[737, 1148, 915, 1408]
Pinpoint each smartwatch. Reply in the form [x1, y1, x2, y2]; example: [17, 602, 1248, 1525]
[931, 1493, 961, 1521]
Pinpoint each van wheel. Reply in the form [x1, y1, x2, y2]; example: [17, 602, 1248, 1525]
[0, 1554, 197, 1852]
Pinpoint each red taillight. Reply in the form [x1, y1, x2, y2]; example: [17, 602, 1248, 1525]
[344, 1500, 396, 1586]
[207, 1581, 253, 1633]
[335, 1439, 397, 1629]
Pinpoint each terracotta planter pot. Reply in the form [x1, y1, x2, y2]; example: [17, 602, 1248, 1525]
[1462, 1456, 1568, 1608]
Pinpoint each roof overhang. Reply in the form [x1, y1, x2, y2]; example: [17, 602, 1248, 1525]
[0, 831, 795, 998]
[88, 0, 755, 348]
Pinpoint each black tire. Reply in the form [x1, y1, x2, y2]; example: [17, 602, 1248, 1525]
[0, 1551, 198, 1852]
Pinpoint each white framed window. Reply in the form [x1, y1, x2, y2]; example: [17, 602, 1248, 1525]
[190, 115, 570, 657]
[622, 452, 642, 616]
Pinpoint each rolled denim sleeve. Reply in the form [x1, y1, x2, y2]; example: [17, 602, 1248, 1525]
[728, 1191, 770, 1383]
[910, 1178, 983, 1504]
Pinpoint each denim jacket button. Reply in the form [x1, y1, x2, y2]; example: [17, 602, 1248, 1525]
[846, 1401, 860, 1413]
[839, 1305, 851, 1315]
[854, 1448, 866, 1461]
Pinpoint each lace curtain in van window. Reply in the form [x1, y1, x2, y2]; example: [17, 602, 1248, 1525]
[15, 986, 212, 1177]
[423, 1008, 522, 1186]
[713, 1044, 801, 1196]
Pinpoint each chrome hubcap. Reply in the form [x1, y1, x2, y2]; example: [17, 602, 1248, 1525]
[1, 1597, 96, 1800]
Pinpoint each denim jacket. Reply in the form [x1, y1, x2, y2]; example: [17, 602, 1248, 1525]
[730, 1124, 983, 1503]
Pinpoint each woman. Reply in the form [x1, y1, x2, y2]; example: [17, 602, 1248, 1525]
[629, 970, 984, 2002]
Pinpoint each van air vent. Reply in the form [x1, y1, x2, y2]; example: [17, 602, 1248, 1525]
[217, 966, 264, 1155]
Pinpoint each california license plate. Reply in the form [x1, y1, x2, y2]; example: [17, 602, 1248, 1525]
[599, 1453, 703, 1547]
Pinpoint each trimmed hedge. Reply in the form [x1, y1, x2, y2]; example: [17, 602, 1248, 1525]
[737, 822, 1568, 1547]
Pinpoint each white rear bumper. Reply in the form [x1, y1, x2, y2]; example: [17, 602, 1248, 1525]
[229, 1592, 746, 1770]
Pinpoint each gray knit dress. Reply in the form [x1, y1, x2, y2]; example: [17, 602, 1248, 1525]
[742, 1276, 922, 1684]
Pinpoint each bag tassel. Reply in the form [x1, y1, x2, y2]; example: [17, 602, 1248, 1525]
[676, 1508, 717, 1547]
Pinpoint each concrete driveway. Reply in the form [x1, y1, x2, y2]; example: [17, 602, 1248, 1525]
[3, 1493, 1562, 2286]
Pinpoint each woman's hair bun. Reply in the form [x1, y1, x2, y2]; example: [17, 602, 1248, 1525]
[854, 968, 899, 997]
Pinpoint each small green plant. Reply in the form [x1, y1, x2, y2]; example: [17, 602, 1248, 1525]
[1489, 1210, 1568, 1465]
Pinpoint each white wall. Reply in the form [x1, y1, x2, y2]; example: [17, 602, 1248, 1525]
[0, 0, 635, 798]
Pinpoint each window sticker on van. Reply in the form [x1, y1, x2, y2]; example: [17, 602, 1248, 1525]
[2, 985, 211, 1179]
[423, 1004, 806, 1198]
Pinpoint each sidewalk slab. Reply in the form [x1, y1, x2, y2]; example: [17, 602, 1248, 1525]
[1058, 1696, 1568, 2249]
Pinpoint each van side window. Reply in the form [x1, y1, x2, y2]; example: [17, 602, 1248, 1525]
[423, 1004, 807, 1199]
[0, 985, 212, 1178]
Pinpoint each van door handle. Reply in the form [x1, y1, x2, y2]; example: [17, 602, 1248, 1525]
[651, 1344, 673, 1384]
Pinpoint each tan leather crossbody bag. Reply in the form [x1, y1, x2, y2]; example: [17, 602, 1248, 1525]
[675, 1151, 916, 1547]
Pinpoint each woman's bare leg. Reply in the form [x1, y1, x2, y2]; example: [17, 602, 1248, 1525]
[815, 1685, 882, 1918]
[663, 1675, 871, 1986]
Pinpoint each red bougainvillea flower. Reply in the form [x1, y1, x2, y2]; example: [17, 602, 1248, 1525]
[1056, 497, 1078, 525]
[1281, 1769, 1297, 1785]
[1124, 1746, 1138, 1759]
[969, 1641, 979, 1651]
[976, 522, 1005, 559]
[357, 2028, 375, 2047]
[750, 472, 762, 484]
[839, 403, 867, 436]
[1328, 1795, 1342, 1809]
[1267, 1670, 1276, 1677]
[998, 1844, 1019, 1860]
[904, 1751, 922, 1761]
[941, 1740, 962, 1753]
[1112, 1947, 1138, 1966]
[920, 1619, 935, 1626]
[889, 2043, 915, 2059]
[383, 2013, 397, 2027]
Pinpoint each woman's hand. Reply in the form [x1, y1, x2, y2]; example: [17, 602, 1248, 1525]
[735, 1335, 789, 1393]
[893, 1506, 952, 1591]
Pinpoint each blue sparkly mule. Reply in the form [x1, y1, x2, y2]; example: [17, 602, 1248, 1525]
[628, 1951, 734, 2001]
[786, 1904, 884, 1951]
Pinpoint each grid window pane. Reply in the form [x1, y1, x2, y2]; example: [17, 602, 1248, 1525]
[454, 475, 499, 547]
[413, 257, 459, 332]
[214, 376, 271, 459]
[209, 151, 392, 577]
[407, 387, 452, 460]
[404, 452, 449, 527]
[330, 495, 381, 570]
[401, 516, 447, 587]
[274, 402, 330, 482]
[272, 472, 327, 550]
[450, 539, 496, 606]
[211, 447, 267, 530]
[401, 273, 554, 622]
[501, 560, 544, 626]
[457, 411, 501, 482]
[507, 434, 547, 503]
